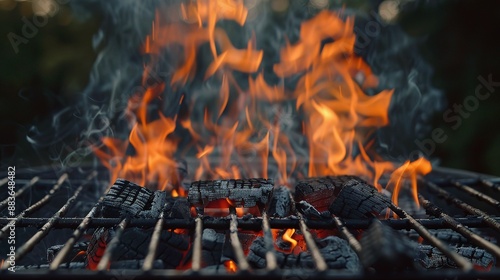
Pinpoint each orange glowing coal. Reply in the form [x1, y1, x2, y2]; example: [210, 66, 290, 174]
[224, 260, 238, 273]
[94, 0, 431, 205]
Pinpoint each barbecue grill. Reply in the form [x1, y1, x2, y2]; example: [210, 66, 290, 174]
[1, 166, 499, 280]
[2, 1, 500, 280]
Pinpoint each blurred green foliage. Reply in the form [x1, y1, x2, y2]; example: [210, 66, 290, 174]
[0, 0, 98, 165]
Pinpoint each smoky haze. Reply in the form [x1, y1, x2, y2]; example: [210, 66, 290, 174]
[25, 0, 442, 179]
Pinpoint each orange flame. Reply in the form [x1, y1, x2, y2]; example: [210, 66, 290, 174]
[224, 260, 238, 273]
[94, 86, 181, 191]
[386, 158, 432, 207]
[94, 1, 431, 205]
[282, 228, 298, 251]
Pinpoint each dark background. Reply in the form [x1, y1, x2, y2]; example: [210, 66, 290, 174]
[1, 0, 499, 175]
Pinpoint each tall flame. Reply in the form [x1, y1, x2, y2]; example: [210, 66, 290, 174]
[94, 1, 431, 204]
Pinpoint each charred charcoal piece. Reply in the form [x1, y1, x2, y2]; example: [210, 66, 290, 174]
[329, 177, 390, 219]
[201, 229, 226, 267]
[47, 242, 89, 263]
[295, 176, 390, 219]
[360, 220, 417, 271]
[164, 197, 191, 219]
[267, 186, 292, 217]
[114, 227, 188, 268]
[188, 178, 273, 208]
[101, 179, 166, 219]
[86, 222, 189, 270]
[296, 200, 324, 219]
[86, 180, 189, 270]
[86, 227, 108, 270]
[295, 176, 359, 212]
[248, 236, 360, 271]
[417, 245, 495, 270]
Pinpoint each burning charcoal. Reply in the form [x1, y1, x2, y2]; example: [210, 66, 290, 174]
[295, 176, 359, 212]
[86, 180, 189, 269]
[274, 229, 298, 252]
[296, 200, 323, 219]
[201, 229, 226, 267]
[101, 179, 166, 219]
[248, 236, 360, 271]
[47, 242, 88, 263]
[220, 231, 259, 266]
[86, 227, 108, 270]
[360, 220, 417, 271]
[295, 176, 390, 219]
[164, 197, 191, 219]
[188, 178, 273, 208]
[86, 222, 189, 270]
[118, 228, 188, 267]
[329, 177, 390, 219]
[417, 245, 495, 270]
[267, 186, 292, 217]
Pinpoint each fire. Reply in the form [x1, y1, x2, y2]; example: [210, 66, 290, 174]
[386, 157, 432, 206]
[224, 260, 238, 273]
[93, 86, 181, 192]
[94, 0, 431, 205]
[282, 229, 298, 251]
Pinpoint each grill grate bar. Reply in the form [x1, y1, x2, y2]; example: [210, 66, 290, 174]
[451, 181, 500, 210]
[0, 177, 8, 187]
[50, 197, 104, 270]
[389, 203, 473, 271]
[3, 268, 500, 280]
[0, 176, 39, 212]
[142, 207, 167, 272]
[298, 213, 328, 271]
[261, 211, 278, 271]
[0, 173, 68, 239]
[331, 216, 362, 255]
[1, 172, 94, 270]
[96, 218, 129, 271]
[287, 187, 327, 271]
[229, 207, 250, 271]
[419, 193, 500, 259]
[1, 216, 499, 230]
[479, 178, 500, 193]
[190, 217, 203, 271]
[424, 180, 500, 233]
[3, 170, 500, 277]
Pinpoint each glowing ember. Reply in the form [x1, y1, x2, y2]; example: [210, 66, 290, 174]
[224, 260, 238, 272]
[94, 0, 432, 204]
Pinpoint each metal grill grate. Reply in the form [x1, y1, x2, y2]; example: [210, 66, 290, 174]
[0, 166, 500, 279]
